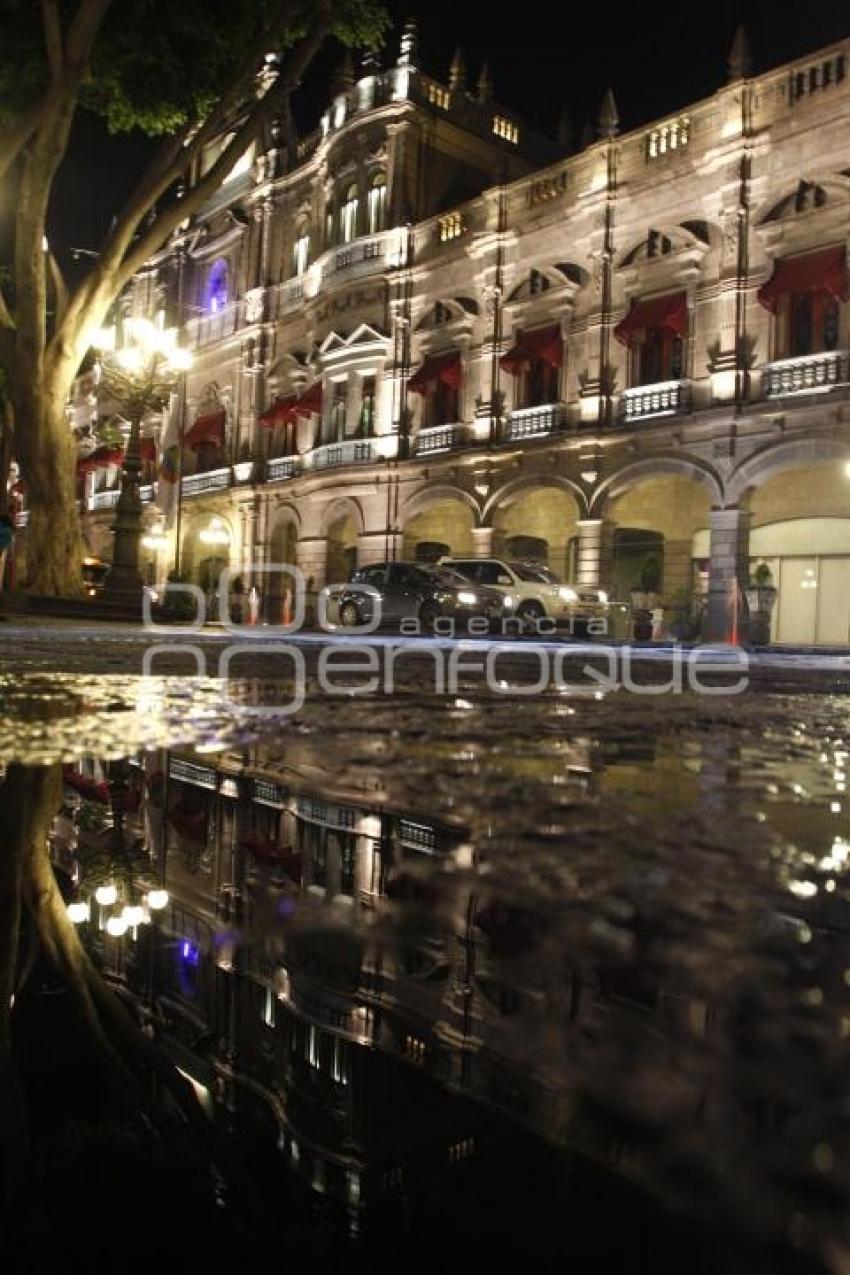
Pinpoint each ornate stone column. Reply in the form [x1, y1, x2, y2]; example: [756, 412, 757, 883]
[472, 526, 494, 558]
[575, 518, 612, 589]
[705, 507, 751, 642]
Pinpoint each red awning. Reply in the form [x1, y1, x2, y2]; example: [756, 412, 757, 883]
[258, 395, 297, 428]
[76, 445, 124, 474]
[408, 350, 462, 394]
[184, 408, 225, 451]
[62, 766, 110, 804]
[294, 382, 323, 418]
[757, 245, 848, 313]
[500, 324, 563, 373]
[138, 437, 157, 462]
[614, 291, 688, 345]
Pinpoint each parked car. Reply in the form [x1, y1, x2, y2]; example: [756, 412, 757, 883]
[338, 562, 507, 632]
[441, 557, 625, 637]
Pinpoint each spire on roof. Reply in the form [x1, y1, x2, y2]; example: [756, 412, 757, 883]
[727, 24, 752, 82]
[449, 46, 466, 91]
[477, 62, 494, 102]
[398, 17, 418, 67]
[597, 88, 619, 139]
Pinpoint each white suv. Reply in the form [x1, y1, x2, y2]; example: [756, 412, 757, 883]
[440, 557, 589, 630]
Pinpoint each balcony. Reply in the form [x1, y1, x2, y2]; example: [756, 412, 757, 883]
[415, 423, 463, 455]
[505, 403, 563, 441]
[89, 488, 120, 511]
[275, 276, 304, 317]
[764, 350, 849, 398]
[622, 379, 689, 421]
[266, 455, 298, 483]
[304, 439, 374, 471]
[185, 302, 240, 348]
[181, 467, 230, 497]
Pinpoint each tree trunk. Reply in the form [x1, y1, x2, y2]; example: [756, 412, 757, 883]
[14, 380, 82, 596]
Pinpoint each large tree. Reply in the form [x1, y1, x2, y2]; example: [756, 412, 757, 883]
[0, 0, 387, 594]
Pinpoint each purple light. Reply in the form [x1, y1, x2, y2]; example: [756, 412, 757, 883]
[181, 940, 200, 966]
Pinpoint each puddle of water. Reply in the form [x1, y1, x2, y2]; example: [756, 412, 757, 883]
[5, 671, 850, 1268]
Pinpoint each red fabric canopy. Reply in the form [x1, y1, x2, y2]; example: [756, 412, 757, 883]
[184, 408, 225, 451]
[138, 437, 157, 462]
[614, 291, 688, 345]
[63, 766, 110, 804]
[757, 245, 848, 313]
[258, 395, 297, 428]
[76, 445, 124, 474]
[294, 383, 322, 418]
[408, 350, 462, 394]
[500, 324, 563, 373]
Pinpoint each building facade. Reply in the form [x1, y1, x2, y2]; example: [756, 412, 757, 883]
[60, 26, 850, 643]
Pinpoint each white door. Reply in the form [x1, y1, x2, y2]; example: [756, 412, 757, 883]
[816, 558, 850, 645]
[776, 557, 818, 644]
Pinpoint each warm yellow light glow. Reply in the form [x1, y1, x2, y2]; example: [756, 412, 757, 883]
[90, 325, 117, 352]
[147, 889, 169, 910]
[106, 916, 128, 937]
[95, 883, 117, 906]
[168, 345, 193, 371]
[67, 901, 90, 924]
[199, 517, 230, 546]
[122, 905, 145, 927]
[116, 346, 144, 374]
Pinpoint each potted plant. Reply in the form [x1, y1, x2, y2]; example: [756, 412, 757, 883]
[667, 585, 700, 642]
[745, 561, 777, 646]
[630, 553, 662, 639]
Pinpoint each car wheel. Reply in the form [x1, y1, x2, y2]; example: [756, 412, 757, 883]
[516, 600, 545, 634]
[339, 601, 361, 628]
[418, 600, 440, 634]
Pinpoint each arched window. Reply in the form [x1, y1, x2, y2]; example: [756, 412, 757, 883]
[340, 183, 359, 244]
[367, 172, 386, 234]
[292, 223, 310, 277]
[205, 259, 229, 314]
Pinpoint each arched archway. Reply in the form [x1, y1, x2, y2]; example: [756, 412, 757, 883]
[489, 481, 582, 580]
[180, 513, 235, 617]
[402, 490, 476, 561]
[603, 472, 712, 605]
[266, 513, 299, 622]
[326, 511, 360, 583]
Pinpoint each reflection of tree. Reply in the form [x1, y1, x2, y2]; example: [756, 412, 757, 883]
[0, 763, 227, 1237]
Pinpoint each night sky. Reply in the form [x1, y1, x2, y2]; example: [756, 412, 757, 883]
[42, 1, 849, 271]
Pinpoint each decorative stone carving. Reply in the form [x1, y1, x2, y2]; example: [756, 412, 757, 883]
[244, 287, 266, 324]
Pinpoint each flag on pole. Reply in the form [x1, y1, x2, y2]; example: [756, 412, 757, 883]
[155, 390, 182, 525]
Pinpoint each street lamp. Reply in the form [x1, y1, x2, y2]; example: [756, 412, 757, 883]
[92, 318, 193, 608]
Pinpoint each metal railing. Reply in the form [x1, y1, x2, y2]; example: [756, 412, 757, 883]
[266, 455, 298, 482]
[415, 424, 461, 454]
[304, 439, 373, 470]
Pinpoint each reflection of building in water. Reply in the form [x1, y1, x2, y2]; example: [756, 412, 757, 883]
[59, 735, 776, 1235]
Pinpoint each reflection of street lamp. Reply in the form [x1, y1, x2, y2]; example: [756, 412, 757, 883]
[92, 319, 192, 607]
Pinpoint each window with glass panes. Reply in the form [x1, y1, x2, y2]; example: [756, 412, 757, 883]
[358, 376, 376, 435]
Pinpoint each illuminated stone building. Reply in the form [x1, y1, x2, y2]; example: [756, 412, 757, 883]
[68, 25, 850, 643]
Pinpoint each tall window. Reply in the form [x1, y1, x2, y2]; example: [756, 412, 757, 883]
[205, 259, 229, 314]
[340, 184, 359, 244]
[633, 331, 683, 385]
[521, 358, 559, 408]
[426, 378, 459, 427]
[781, 292, 840, 357]
[325, 204, 335, 248]
[292, 227, 310, 277]
[329, 380, 348, 441]
[359, 376, 376, 436]
[367, 173, 386, 234]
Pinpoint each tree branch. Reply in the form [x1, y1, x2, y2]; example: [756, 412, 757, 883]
[49, 0, 333, 375]
[0, 100, 46, 183]
[41, 0, 64, 81]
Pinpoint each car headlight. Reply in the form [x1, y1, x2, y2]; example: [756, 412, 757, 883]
[457, 591, 477, 606]
[503, 595, 516, 609]
[558, 587, 578, 602]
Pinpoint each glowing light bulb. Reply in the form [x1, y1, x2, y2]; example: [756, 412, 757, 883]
[95, 883, 117, 906]
[67, 901, 90, 924]
[106, 916, 128, 937]
[147, 889, 169, 910]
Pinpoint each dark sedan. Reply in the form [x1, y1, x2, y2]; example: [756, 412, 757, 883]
[338, 562, 507, 633]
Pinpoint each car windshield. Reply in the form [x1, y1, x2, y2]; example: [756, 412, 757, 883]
[429, 568, 472, 588]
[509, 562, 560, 584]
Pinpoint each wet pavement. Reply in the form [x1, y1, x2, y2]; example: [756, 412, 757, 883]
[5, 618, 850, 1270]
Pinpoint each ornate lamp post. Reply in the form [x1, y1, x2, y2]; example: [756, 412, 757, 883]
[92, 320, 192, 607]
